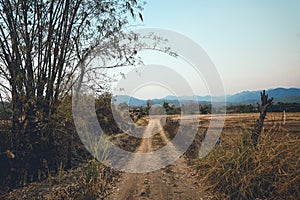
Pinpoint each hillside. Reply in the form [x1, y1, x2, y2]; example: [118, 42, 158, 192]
[113, 88, 300, 106]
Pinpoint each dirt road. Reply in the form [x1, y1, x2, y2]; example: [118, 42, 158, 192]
[105, 117, 214, 200]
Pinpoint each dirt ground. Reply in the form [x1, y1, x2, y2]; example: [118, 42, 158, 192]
[105, 117, 215, 200]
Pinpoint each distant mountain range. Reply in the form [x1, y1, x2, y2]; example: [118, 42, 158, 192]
[112, 88, 300, 106]
[226, 88, 300, 104]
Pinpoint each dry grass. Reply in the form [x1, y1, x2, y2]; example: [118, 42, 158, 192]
[0, 160, 120, 200]
[196, 113, 300, 200]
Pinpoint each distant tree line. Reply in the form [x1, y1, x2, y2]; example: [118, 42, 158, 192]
[227, 104, 257, 113]
[2, 101, 300, 122]
[270, 102, 300, 112]
[124, 101, 300, 118]
[227, 102, 300, 113]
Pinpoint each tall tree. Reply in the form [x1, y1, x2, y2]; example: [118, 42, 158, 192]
[0, 0, 145, 185]
[0, 0, 144, 134]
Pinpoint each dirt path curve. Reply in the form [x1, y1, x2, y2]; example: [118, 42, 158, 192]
[105, 117, 213, 200]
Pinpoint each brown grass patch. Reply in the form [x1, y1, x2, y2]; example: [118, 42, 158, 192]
[196, 113, 300, 199]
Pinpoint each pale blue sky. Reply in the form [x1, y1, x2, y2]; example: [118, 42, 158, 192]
[132, 0, 300, 96]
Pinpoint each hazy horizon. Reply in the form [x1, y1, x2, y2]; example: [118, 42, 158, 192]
[113, 86, 300, 100]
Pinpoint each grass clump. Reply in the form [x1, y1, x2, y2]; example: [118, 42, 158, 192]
[196, 126, 300, 200]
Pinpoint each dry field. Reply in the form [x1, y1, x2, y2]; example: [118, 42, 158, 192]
[1, 112, 299, 199]
[195, 112, 300, 200]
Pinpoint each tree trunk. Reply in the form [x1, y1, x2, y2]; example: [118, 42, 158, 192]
[251, 90, 273, 149]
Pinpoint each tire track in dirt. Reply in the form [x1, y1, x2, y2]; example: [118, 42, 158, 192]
[105, 116, 214, 200]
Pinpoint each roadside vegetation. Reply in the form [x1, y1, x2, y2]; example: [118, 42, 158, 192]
[0, 94, 118, 194]
[0, 93, 142, 199]
[193, 93, 300, 199]
[196, 122, 299, 199]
